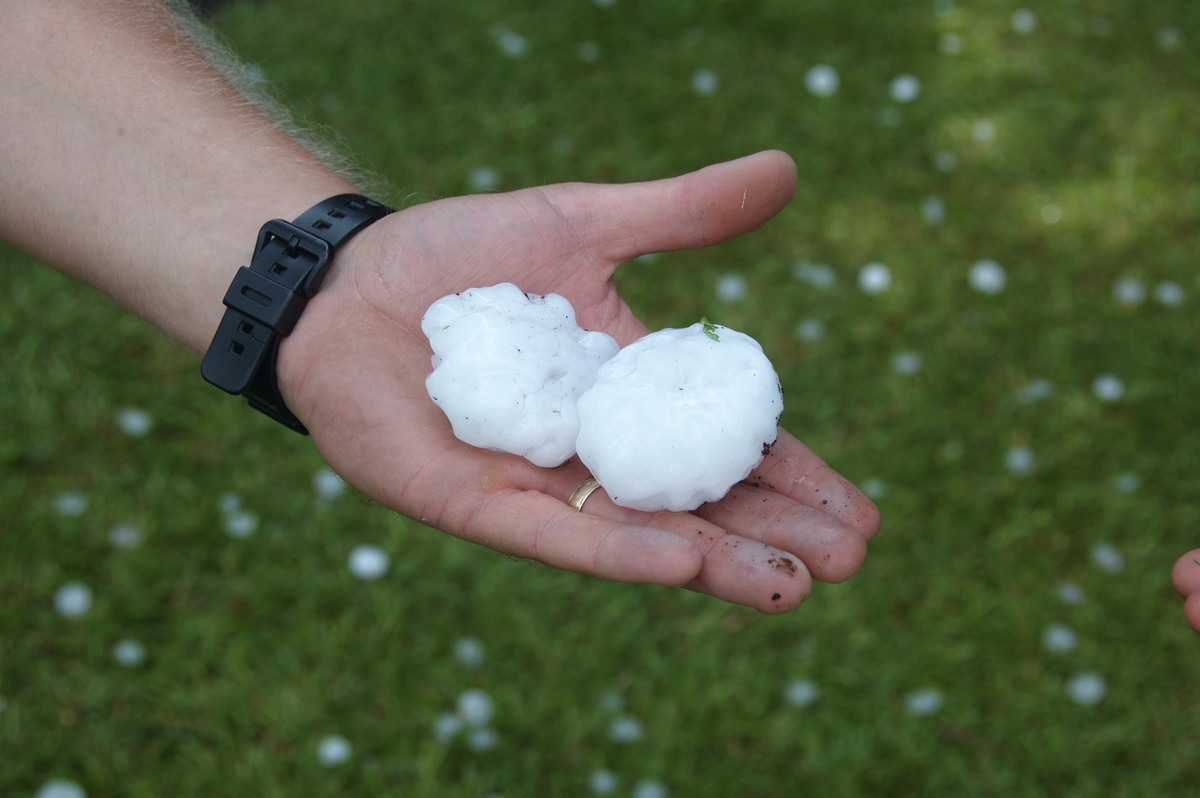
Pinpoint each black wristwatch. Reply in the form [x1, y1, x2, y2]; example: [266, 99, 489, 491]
[201, 194, 392, 434]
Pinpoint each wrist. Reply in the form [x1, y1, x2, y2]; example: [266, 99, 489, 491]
[201, 194, 393, 433]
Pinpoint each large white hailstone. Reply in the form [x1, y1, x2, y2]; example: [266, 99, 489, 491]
[423, 284, 619, 468]
[576, 321, 782, 512]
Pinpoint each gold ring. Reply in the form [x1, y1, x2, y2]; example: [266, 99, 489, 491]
[567, 477, 603, 511]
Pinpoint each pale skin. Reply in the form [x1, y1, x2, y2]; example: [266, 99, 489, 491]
[0, 0, 885, 612]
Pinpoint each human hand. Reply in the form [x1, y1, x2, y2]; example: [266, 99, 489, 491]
[1172, 550, 1200, 632]
[277, 151, 880, 612]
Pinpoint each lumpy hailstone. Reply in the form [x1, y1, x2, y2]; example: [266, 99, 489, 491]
[576, 323, 782, 512]
[423, 283, 619, 468]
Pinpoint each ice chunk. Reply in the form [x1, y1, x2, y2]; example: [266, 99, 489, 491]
[576, 322, 782, 512]
[423, 284, 619, 468]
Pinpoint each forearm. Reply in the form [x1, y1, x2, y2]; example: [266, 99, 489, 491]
[0, 0, 357, 353]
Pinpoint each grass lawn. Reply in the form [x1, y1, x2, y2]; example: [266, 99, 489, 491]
[3, 0, 1199, 795]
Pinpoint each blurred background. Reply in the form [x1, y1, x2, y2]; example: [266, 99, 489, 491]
[3, 0, 1199, 795]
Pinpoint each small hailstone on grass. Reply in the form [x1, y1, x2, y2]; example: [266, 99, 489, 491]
[691, 69, 719, 96]
[433, 712, 465, 741]
[715, 272, 748, 302]
[892, 351, 923, 376]
[317, 735, 353, 767]
[1041, 204, 1062, 224]
[108, 523, 142, 548]
[457, 689, 496, 728]
[933, 150, 958, 172]
[905, 688, 944, 717]
[1066, 672, 1106, 706]
[577, 41, 601, 62]
[1011, 9, 1037, 35]
[223, 508, 258, 539]
[858, 263, 892, 294]
[313, 467, 346, 501]
[1156, 25, 1183, 51]
[36, 781, 87, 798]
[423, 283, 619, 468]
[792, 260, 836, 289]
[1113, 277, 1146, 306]
[1154, 281, 1185, 307]
[490, 26, 529, 58]
[889, 74, 921, 103]
[218, 492, 240, 515]
[1043, 623, 1078, 653]
[116, 407, 153, 437]
[54, 492, 88, 518]
[1091, 542, 1125, 574]
[1113, 472, 1141, 494]
[972, 119, 997, 143]
[860, 477, 887, 500]
[785, 679, 821, 708]
[466, 727, 499, 753]
[1056, 581, 1087, 606]
[576, 321, 782, 512]
[1005, 446, 1036, 475]
[112, 639, 146, 667]
[1092, 374, 1125, 402]
[794, 318, 825, 342]
[805, 64, 839, 97]
[632, 780, 669, 798]
[589, 769, 619, 795]
[921, 195, 946, 225]
[1016, 378, 1054, 404]
[607, 716, 644, 743]
[468, 166, 502, 192]
[54, 582, 93, 619]
[599, 689, 625, 713]
[348, 545, 390, 580]
[939, 33, 963, 55]
[454, 637, 486, 669]
[968, 259, 1006, 294]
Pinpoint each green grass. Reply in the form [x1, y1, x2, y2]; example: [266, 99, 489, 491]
[4, 0, 1200, 795]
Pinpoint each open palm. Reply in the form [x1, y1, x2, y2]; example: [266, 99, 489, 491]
[278, 151, 879, 612]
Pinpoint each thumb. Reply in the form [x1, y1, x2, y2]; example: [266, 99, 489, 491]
[553, 150, 798, 265]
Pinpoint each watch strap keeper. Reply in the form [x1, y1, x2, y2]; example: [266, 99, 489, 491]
[201, 194, 392, 434]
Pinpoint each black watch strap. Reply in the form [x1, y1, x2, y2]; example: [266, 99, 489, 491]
[201, 194, 392, 434]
